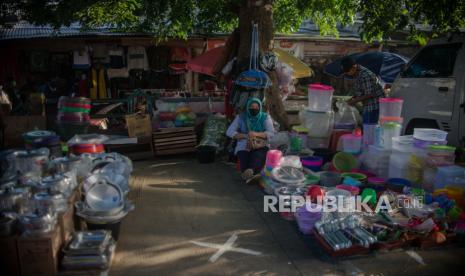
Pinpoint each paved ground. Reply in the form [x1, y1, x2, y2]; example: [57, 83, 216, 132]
[111, 157, 465, 276]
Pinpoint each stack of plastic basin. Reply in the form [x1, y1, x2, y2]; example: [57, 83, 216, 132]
[301, 156, 323, 172]
[56, 96, 91, 141]
[379, 98, 403, 121]
[340, 133, 362, 154]
[307, 84, 333, 112]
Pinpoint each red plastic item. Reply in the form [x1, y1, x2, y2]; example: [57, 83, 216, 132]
[307, 185, 325, 203]
[70, 144, 105, 154]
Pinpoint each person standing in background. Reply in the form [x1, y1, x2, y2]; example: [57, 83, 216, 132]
[341, 57, 385, 124]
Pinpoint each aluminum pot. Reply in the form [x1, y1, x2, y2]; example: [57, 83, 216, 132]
[15, 148, 49, 175]
[34, 191, 68, 213]
[0, 186, 30, 213]
[0, 215, 17, 236]
[19, 211, 56, 236]
[38, 174, 74, 196]
[49, 156, 83, 174]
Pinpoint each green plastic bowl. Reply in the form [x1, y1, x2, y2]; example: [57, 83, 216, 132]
[305, 174, 320, 185]
[332, 152, 359, 172]
[341, 172, 367, 182]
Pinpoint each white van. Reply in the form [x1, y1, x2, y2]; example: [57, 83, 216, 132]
[390, 34, 465, 147]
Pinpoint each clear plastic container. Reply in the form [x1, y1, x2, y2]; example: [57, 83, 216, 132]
[307, 84, 334, 112]
[379, 98, 403, 118]
[434, 165, 465, 189]
[299, 109, 334, 138]
[363, 145, 391, 178]
[426, 145, 456, 166]
[362, 124, 377, 146]
[392, 135, 414, 152]
[381, 122, 402, 149]
[413, 128, 448, 142]
[340, 134, 362, 154]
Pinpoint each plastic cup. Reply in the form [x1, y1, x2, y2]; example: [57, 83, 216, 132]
[361, 188, 377, 205]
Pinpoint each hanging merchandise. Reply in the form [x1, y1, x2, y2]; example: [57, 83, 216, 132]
[235, 23, 271, 89]
[73, 47, 91, 70]
[127, 46, 149, 71]
[98, 68, 107, 99]
[92, 44, 110, 65]
[78, 74, 90, 98]
[90, 69, 98, 100]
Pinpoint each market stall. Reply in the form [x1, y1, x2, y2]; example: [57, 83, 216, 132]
[0, 131, 134, 275]
[257, 83, 465, 257]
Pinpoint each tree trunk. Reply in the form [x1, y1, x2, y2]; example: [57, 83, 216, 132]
[216, 0, 290, 130]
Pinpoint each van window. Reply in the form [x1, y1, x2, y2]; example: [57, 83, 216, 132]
[401, 43, 462, 78]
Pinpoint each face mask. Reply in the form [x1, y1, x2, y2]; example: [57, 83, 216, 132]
[249, 109, 259, 116]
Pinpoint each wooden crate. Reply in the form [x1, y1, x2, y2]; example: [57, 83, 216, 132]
[153, 127, 197, 156]
[58, 206, 75, 244]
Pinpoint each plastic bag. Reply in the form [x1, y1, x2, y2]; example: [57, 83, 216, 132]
[198, 114, 228, 148]
[276, 62, 295, 100]
[269, 131, 290, 151]
[334, 100, 362, 127]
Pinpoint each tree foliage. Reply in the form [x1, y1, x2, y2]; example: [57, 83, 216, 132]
[2, 0, 464, 44]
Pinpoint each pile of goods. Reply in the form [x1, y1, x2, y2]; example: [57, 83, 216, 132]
[0, 132, 134, 273]
[62, 230, 116, 270]
[56, 96, 91, 140]
[259, 86, 465, 256]
[156, 104, 197, 129]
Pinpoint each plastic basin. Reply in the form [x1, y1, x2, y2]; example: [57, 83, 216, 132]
[332, 152, 359, 172]
[319, 171, 342, 187]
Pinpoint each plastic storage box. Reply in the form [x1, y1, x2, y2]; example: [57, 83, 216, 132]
[340, 134, 362, 154]
[307, 84, 334, 112]
[434, 165, 465, 189]
[379, 98, 403, 118]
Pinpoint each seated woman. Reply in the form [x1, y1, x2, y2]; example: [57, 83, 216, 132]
[226, 98, 275, 182]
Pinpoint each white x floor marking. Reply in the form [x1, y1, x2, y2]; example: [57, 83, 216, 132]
[190, 231, 262, 263]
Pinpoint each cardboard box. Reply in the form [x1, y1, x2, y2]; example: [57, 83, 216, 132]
[0, 236, 21, 276]
[4, 115, 46, 147]
[58, 206, 75, 244]
[125, 113, 152, 138]
[18, 226, 62, 276]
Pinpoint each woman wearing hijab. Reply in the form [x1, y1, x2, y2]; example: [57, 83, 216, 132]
[226, 98, 275, 182]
